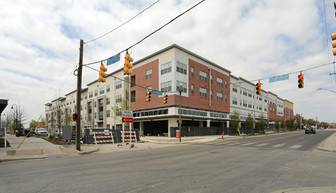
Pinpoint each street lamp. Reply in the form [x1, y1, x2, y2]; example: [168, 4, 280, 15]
[178, 83, 183, 143]
[11, 104, 18, 134]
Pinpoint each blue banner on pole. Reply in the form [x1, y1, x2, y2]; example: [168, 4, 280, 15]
[269, 74, 289, 83]
[107, 54, 120, 66]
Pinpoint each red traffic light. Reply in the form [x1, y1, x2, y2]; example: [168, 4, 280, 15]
[256, 83, 261, 87]
[298, 74, 303, 79]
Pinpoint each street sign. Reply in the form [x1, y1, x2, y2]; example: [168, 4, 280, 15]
[269, 74, 289, 83]
[107, 53, 120, 66]
[122, 110, 133, 118]
[122, 118, 133, 122]
[152, 90, 162, 95]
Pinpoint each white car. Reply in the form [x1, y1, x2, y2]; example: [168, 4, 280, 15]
[35, 128, 48, 136]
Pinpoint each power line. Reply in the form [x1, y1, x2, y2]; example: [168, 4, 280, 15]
[84, 0, 160, 44]
[249, 62, 334, 83]
[83, 0, 206, 66]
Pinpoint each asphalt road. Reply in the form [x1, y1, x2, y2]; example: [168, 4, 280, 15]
[0, 130, 335, 193]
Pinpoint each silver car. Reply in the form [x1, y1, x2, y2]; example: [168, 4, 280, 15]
[35, 128, 48, 136]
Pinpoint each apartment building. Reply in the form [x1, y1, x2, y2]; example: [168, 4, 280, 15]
[45, 44, 294, 136]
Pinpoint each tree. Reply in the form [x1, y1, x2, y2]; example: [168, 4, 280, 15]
[256, 114, 266, 133]
[29, 119, 37, 129]
[111, 98, 131, 124]
[275, 119, 280, 132]
[64, 114, 72, 126]
[245, 113, 254, 133]
[294, 114, 302, 129]
[280, 119, 286, 129]
[231, 111, 241, 135]
[286, 119, 295, 129]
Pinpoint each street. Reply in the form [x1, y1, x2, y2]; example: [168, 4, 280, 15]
[1, 131, 336, 193]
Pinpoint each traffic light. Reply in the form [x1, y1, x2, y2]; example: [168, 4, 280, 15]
[72, 113, 79, 121]
[256, 82, 261, 95]
[146, 91, 151, 102]
[298, 73, 304, 88]
[98, 63, 107, 82]
[123, 51, 133, 75]
[331, 32, 336, 55]
[163, 93, 168, 104]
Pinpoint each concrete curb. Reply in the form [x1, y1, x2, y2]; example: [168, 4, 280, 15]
[315, 132, 336, 153]
[59, 146, 100, 155]
[6, 148, 44, 156]
[0, 155, 47, 162]
[271, 186, 336, 193]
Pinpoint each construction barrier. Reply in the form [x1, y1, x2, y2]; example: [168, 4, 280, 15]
[121, 130, 137, 142]
[83, 129, 140, 144]
[90, 131, 114, 145]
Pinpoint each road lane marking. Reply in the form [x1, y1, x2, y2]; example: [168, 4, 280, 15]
[272, 144, 285, 148]
[241, 143, 256, 146]
[255, 143, 268, 147]
[290, 145, 302, 149]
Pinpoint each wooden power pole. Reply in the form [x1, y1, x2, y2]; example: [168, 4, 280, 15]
[76, 39, 84, 151]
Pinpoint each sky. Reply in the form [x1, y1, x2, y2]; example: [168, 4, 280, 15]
[1, 0, 336, 127]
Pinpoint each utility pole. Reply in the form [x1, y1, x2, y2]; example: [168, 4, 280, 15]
[76, 39, 84, 151]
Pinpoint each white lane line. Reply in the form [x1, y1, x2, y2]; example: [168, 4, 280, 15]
[255, 143, 268, 147]
[226, 142, 241, 145]
[272, 144, 285, 148]
[241, 142, 256, 146]
[290, 145, 302, 149]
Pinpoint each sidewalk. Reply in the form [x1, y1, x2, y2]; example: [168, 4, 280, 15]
[1, 131, 335, 162]
[315, 131, 336, 152]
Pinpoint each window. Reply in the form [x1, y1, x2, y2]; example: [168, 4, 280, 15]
[248, 91, 252, 98]
[98, 98, 104, 120]
[99, 87, 104, 95]
[191, 84, 194, 95]
[146, 86, 152, 92]
[116, 81, 122, 89]
[146, 69, 152, 80]
[106, 85, 110, 92]
[176, 61, 187, 74]
[95, 89, 98, 96]
[243, 100, 247, 107]
[191, 67, 194, 77]
[210, 74, 213, 84]
[232, 97, 238, 105]
[199, 87, 207, 97]
[131, 75, 135, 87]
[225, 94, 228, 102]
[210, 90, 213, 99]
[225, 80, 228, 88]
[232, 85, 238, 92]
[217, 78, 223, 87]
[243, 89, 247, 96]
[199, 71, 207, 81]
[89, 91, 93, 98]
[161, 81, 172, 92]
[106, 97, 110, 105]
[161, 61, 172, 75]
[248, 101, 252, 108]
[217, 92, 223, 101]
[116, 94, 122, 103]
[131, 91, 135, 102]
[106, 110, 110, 117]
[176, 81, 187, 93]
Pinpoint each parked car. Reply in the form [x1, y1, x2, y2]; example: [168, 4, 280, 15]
[35, 128, 48, 136]
[305, 126, 316, 134]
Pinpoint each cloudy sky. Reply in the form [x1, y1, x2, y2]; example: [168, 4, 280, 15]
[1, 0, 336, 126]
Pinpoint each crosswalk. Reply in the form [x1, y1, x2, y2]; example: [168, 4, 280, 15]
[201, 140, 304, 150]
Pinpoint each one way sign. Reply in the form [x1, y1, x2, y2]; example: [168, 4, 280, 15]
[122, 118, 133, 123]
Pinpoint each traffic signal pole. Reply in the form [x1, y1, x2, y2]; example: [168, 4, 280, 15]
[76, 39, 84, 151]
